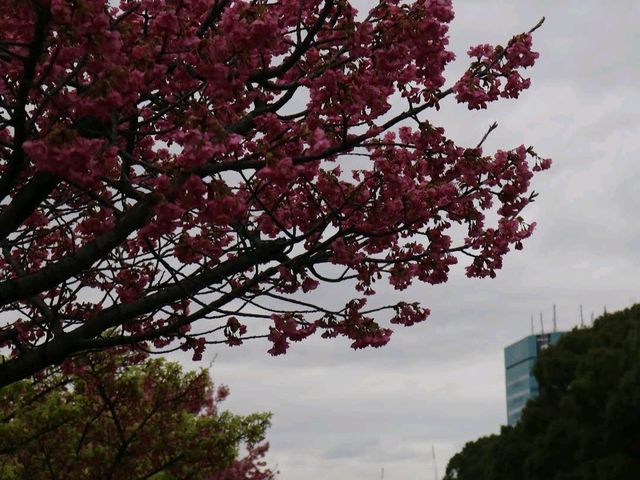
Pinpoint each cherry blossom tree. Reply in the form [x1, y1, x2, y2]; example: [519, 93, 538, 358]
[0, 350, 274, 479]
[0, 0, 550, 386]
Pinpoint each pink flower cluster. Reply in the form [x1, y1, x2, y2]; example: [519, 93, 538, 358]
[0, 0, 550, 367]
[453, 33, 540, 109]
[23, 137, 118, 187]
[267, 314, 317, 356]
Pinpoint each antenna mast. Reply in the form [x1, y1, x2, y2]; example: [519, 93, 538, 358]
[553, 304, 557, 332]
[530, 315, 534, 336]
[539, 312, 544, 335]
[580, 305, 584, 327]
[431, 445, 439, 480]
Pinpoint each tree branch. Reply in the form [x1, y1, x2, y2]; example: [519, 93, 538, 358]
[0, 239, 288, 386]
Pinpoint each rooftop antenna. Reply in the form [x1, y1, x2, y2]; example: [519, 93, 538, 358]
[530, 315, 534, 336]
[580, 305, 585, 328]
[539, 312, 544, 335]
[553, 304, 557, 332]
[431, 445, 439, 480]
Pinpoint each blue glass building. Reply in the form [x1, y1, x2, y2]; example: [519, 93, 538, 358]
[504, 332, 565, 426]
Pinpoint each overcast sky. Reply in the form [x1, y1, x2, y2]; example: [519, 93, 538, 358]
[183, 2, 640, 479]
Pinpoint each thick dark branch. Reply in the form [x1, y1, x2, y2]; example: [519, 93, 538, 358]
[82, 263, 283, 349]
[227, 85, 299, 135]
[84, 243, 333, 349]
[0, 196, 157, 307]
[27, 54, 89, 134]
[2, 246, 61, 335]
[196, 0, 231, 37]
[248, 0, 336, 83]
[0, 172, 59, 243]
[0, 239, 288, 386]
[0, 7, 50, 201]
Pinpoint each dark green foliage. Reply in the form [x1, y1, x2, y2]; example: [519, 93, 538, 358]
[444, 305, 640, 480]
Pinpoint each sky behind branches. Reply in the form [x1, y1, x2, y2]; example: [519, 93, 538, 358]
[181, 2, 640, 479]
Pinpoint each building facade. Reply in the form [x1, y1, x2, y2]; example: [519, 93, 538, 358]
[504, 332, 565, 426]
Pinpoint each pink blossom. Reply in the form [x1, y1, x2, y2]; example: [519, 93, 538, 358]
[0, 0, 550, 371]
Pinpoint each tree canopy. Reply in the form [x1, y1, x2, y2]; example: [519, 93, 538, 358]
[444, 304, 640, 480]
[0, 0, 550, 386]
[0, 349, 274, 480]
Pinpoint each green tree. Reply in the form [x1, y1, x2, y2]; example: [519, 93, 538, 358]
[445, 304, 640, 480]
[0, 351, 274, 480]
[444, 433, 498, 479]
